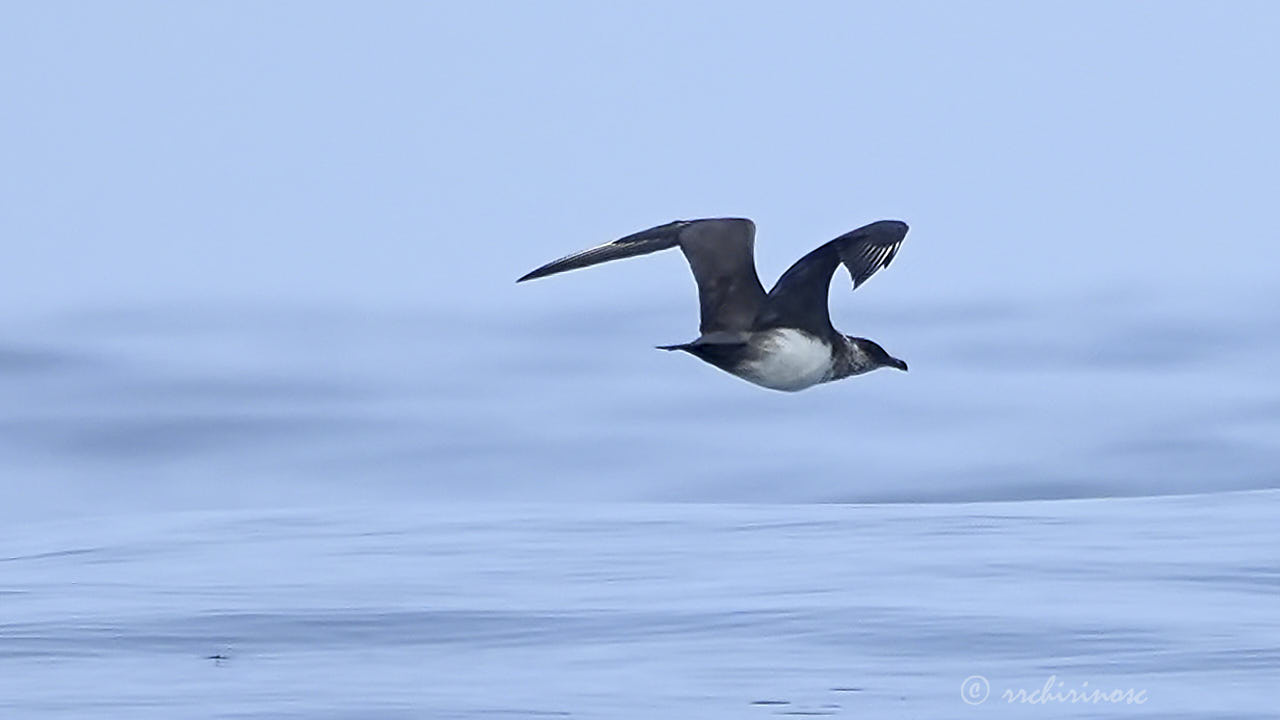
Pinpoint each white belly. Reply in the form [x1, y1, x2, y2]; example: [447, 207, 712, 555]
[735, 329, 834, 392]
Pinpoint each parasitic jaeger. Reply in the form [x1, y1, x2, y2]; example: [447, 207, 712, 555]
[518, 218, 909, 392]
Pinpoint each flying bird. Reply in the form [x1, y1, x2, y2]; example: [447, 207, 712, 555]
[518, 218, 909, 392]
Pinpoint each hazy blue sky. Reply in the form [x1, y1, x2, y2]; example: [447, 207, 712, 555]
[2, 2, 1279, 516]
[2, 2, 1276, 318]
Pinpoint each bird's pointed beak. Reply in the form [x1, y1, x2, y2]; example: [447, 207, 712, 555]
[890, 357, 908, 372]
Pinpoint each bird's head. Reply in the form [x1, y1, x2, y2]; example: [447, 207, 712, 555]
[846, 336, 908, 372]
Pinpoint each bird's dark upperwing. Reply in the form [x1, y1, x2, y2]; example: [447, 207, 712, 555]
[518, 218, 766, 335]
[753, 220, 908, 336]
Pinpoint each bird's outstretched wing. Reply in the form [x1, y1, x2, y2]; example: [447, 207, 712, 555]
[753, 220, 908, 336]
[518, 218, 767, 335]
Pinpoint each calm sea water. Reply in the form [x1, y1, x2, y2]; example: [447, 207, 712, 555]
[1, 296, 1277, 718]
[1, 496, 1276, 719]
